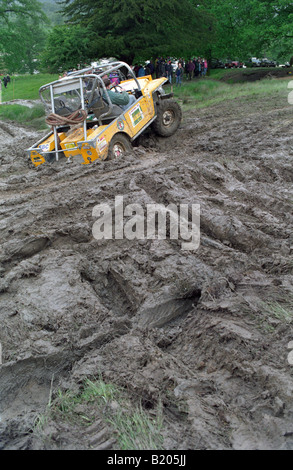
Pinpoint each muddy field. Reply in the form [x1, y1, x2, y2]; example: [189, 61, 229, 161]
[220, 67, 293, 82]
[0, 84, 293, 450]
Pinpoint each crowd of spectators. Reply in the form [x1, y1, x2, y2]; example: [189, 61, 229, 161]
[60, 56, 209, 88]
[132, 57, 208, 86]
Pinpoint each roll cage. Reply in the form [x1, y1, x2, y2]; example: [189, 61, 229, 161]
[38, 61, 142, 160]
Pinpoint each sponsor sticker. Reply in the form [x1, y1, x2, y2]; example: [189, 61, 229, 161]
[39, 143, 50, 151]
[97, 136, 108, 152]
[130, 104, 144, 126]
[117, 119, 124, 131]
[65, 142, 75, 149]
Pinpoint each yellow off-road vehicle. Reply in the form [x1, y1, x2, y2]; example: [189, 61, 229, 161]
[27, 61, 182, 166]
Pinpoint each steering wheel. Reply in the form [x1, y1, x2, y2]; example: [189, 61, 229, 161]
[112, 85, 123, 93]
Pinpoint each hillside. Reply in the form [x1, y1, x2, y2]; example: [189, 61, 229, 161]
[38, 0, 64, 24]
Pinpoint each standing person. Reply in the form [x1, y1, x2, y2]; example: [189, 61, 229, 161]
[159, 58, 166, 78]
[133, 64, 140, 77]
[203, 58, 208, 76]
[188, 60, 195, 80]
[148, 60, 154, 77]
[166, 60, 173, 84]
[194, 58, 199, 78]
[201, 59, 204, 76]
[156, 57, 163, 77]
[155, 58, 159, 78]
[145, 63, 151, 76]
[184, 60, 189, 80]
[175, 63, 183, 87]
[3, 76, 7, 88]
[198, 58, 202, 77]
[137, 65, 146, 77]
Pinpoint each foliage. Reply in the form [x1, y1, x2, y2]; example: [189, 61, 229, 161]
[0, 0, 48, 73]
[40, 24, 96, 73]
[0, 0, 44, 18]
[58, 0, 212, 64]
[197, 0, 293, 60]
[0, 0, 292, 75]
[38, 0, 65, 25]
[38, 0, 292, 70]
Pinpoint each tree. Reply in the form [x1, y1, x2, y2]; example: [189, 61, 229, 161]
[37, 0, 293, 74]
[261, 0, 293, 58]
[2, 18, 46, 73]
[38, 0, 65, 25]
[40, 24, 96, 72]
[0, 0, 44, 18]
[198, 0, 293, 60]
[0, 0, 48, 73]
[59, 0, 212, 63]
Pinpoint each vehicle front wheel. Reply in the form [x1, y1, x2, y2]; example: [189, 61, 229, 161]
[152, 99, 182, 137]
[107, 133, 132, 160]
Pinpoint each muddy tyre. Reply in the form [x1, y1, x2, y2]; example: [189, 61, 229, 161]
[152, 99, 182, 137]
[107, 133, 132, 160]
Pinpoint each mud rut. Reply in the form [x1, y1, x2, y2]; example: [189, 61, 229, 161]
[0, 91, 293, 450]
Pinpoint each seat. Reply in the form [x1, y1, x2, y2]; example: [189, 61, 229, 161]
[88, 90, 122, 122]
[54, 95, 81, 116]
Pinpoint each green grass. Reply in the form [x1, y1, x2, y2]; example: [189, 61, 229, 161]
[0, 103, 47, 129]
[256, 298, 293, 333]
[263, 300, 293, 323]
[0, 73, 58, 130]
[0, 70, 291, 130]
[1, 73, 59, 101]
[108, 401, 164, 450]
[168, 75, 291, 110]
[34, 376, 164, 450]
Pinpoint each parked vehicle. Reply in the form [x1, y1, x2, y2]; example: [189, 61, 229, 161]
[249, 57, 261, 67]
[224, 60, 243, 68]
[260, 58, 277, 67]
